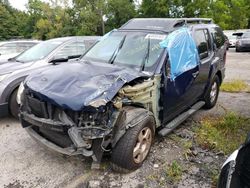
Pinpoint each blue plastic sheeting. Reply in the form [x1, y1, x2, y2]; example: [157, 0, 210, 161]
[160, 28, 199, 80]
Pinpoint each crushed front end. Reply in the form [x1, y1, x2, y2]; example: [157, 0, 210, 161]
[19, 73, 161, 169]
[20, 87, 120, 168]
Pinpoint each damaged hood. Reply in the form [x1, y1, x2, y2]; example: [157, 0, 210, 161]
[25, 61, 149, 111]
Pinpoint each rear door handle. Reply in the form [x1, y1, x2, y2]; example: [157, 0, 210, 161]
[192, 71, 199, 78]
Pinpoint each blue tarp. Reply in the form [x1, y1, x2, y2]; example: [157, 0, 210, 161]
[160, 27, 199, 80]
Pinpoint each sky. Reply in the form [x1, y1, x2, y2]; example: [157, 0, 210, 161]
[9, 0, 73, 11]
[9, 0, 29, 11]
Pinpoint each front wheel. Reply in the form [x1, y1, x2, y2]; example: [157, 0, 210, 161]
[9, 89, 19, 119]
[203, 75, 220, 109]
[111, 114, 155, 173]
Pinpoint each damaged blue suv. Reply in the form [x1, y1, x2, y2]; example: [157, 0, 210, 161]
[19, 18, 227, 172]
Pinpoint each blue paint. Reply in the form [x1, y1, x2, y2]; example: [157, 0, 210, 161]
[25, 61, 147, 111]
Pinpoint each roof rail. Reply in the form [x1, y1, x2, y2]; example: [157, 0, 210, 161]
[183, 18, 213, 24]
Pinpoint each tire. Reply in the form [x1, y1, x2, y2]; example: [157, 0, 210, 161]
[9, 89, 19, 119]
[203, 75, 220, 109]
[111, 114, 155, 173]
[236, 47, 241, 52]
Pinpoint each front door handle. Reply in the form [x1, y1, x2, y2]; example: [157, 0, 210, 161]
[192, 71, 199, 78]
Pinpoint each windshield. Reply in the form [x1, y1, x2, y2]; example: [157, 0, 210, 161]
[242, 32, 250, 39]
[82, 31, 166, 71]
[15, 40, 64, 62]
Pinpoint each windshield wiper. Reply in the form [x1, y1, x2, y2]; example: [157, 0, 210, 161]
[108, 35, 126, 64]
[141, 37, 150, 71]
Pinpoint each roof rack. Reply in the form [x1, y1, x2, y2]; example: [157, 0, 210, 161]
[183, 18, 213, 24]
[119, 18, 213, 33]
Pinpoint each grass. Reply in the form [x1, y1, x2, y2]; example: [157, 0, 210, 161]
[203, 164, 220, 187]
[195, 112, 250, 155]
[165, 160, 183, 183]
[221, 79, 250, 92]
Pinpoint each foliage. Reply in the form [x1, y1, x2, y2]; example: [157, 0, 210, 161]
[221, 79, 250, 92]
[195, 112, 250, 154]
[0, 0, 250, 40]
[165, 160, 183, 183]
[139, 0, 250, 30]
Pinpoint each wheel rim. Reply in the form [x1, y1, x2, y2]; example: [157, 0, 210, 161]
[133, 127, 152, 164]
[210, 82, 217, 103]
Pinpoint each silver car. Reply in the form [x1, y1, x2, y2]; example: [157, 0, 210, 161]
[0, 40, 39, 62]
[235, 31, 250, 52]
[0, 36, 99, 118]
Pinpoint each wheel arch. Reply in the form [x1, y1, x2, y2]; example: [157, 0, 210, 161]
[111, 106, 156, 148]
[215, 70, 223, 86]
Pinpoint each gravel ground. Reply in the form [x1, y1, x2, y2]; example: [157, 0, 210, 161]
[0, 49, 250, 188]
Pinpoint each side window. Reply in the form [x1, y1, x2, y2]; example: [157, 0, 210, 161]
[16, 43, 36, 53]
[211, 27, 225, 49]
[55, 42, 86, 58]
[0, 43, 18, 55]
[194, 29, 209, 60]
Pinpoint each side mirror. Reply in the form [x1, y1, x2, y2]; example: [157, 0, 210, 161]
[68, 54, 81, 61]
[49, 56, 68, 64]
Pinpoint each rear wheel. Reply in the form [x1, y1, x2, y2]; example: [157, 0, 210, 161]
[204, 75, 220, 109]
[9, 89, 19, 119]
[111, 114, 155, 173]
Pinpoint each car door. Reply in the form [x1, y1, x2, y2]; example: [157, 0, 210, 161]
[189, 28, 213, 100]
[162, 28, 212, 124]
[210, 27, 226, 71]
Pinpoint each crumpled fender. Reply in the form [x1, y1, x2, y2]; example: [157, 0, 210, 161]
[111, 106, 155, 147]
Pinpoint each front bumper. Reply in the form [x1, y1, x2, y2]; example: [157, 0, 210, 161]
[0, 102, 8, 118]
[25, 126, 93, 156]
[21, 111, 94, 157]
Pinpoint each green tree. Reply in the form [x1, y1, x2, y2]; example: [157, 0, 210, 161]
[139, 0, 170, 17]
[73, 0, 106, 35]
[105, 0, 136, 32]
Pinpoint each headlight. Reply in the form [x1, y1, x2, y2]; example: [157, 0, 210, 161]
[17, 82, 25, 105]
[88, 99, 107, 107]
[0, 74, 10, 82]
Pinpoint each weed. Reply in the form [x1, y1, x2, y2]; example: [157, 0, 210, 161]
[165, 160, 183, 183]
[221, 80, 250, 92]
[195, 112, 250, 154]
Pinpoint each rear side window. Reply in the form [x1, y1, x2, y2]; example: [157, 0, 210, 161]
[211, 27, 225, 48]
[55, 41, 87, 57]
[194, 29, 210, 60]
[0, 43, 18, 55]
[16, 42, 36, 53]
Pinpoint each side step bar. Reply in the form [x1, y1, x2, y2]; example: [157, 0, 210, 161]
[158, 101, 205, 137]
